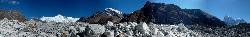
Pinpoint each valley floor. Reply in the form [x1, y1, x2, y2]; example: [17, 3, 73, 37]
[0, 18, 249, 37]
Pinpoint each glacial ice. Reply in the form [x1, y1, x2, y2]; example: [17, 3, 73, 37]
[40, 14, 80, 22]
[136, 22, 151, 35]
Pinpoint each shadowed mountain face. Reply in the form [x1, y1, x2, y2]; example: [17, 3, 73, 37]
[181, 9, 226, 27]
[125, 1, 225, 26]
[78, 1, 226, 27]
[77, 8, 124, 24]
[125, 2, 184, 24]
[0, 10, 26, 22]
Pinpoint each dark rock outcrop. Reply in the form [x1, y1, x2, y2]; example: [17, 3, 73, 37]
[182, 9, 226, 27]
[125, 1, 185, 24]
[125, 1, 225, 27]
[0, 10, 27, 22]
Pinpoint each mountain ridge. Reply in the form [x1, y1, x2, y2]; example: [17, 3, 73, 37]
[78, 1, 226, 27]
[0, 10, 27, 22]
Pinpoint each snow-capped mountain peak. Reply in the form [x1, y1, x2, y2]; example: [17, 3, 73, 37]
[104, 8, 123, 16]
[40, 14, 80, 22]
[224, 16, 247, 25]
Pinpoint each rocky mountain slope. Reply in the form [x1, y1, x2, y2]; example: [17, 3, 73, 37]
[77, 8, 124, 24]
[0, 10, 26, 22]
[78, 1, 226, 27]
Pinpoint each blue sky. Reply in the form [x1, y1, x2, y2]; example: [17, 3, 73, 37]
[0, 0, 249, 22]
[0, 0, 147, 17]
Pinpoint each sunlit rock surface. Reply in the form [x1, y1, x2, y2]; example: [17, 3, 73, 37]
[0, 18, 199, 37]
[0, 18, 249, 37]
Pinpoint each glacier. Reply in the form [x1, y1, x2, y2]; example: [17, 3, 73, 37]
[0, 18, 202, 37]
[0, 16, 249, 37]
[40, 14, 80, 22]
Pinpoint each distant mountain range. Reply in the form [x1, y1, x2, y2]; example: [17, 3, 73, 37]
[0, 1, 248, 27]
[224, 16, 247, 25]
[0, 1, 250, 37]
[77, 1, 227, 27]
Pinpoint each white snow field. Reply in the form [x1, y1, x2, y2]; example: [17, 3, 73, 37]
[40, 14, 80, 23]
